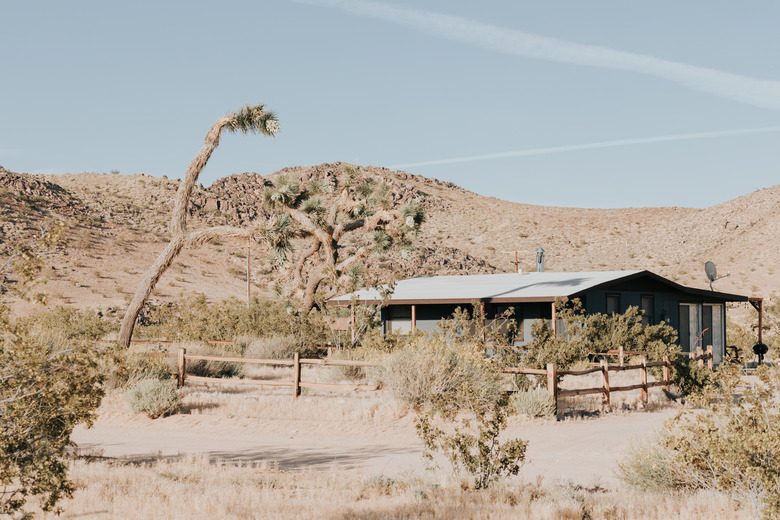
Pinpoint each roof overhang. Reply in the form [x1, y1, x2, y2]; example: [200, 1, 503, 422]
[328, 270, 750, 307]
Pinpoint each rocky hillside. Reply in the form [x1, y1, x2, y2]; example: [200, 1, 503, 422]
[0, 162, 777, 318]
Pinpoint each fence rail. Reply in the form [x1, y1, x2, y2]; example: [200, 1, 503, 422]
[508, 345, 715, 414]
[140, 340, 714, 411]
[163, 348, 381, 398]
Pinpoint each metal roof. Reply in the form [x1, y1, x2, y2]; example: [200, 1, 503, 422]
[331, 270, 646, 305]
[330, 270, 749, 306]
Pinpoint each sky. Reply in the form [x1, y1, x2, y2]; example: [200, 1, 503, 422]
[2, 0, 779, 208]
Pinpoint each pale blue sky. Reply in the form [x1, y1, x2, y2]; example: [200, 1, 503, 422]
[2, 0, 779, 208]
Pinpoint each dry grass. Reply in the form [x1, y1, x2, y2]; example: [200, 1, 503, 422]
[33, 457, 747, 520]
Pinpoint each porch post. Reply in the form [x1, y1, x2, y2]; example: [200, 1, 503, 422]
[411, 304, 417, 332]
[350, 304, 356, 344]
[551, 302, 557, 335]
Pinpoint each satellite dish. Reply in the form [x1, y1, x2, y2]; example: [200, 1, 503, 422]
[705, 261, 717, 282]
[705, 261, 730, 290]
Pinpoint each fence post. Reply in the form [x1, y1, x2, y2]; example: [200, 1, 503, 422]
[696, 346, 704, 367]
[547, 363, 558, 416]
[706, 345, 714, 371]
[292, 352, 301, 398]
[663, 355, 671, 389]
[619, 345, 625, 367]
[640, 357, 648, 405]
[177, 347, 186, 388]
[600, 359, 610, 408]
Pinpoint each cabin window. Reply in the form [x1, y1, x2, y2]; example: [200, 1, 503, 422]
[640, 295, 654, 326]
[606, 294, 621, 315]
[386, 305, 412, 334]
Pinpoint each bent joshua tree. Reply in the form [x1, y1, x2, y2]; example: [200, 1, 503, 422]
[118, 104, 280, 348]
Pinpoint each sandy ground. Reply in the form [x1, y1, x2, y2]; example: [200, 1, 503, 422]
[73, 386, 679, 488]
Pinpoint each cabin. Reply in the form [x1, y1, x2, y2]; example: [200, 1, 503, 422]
[329, 270, 749, 364]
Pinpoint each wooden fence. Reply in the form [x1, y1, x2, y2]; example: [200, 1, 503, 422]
[141, 340, 714, 409]
[506, 345, 715, 414]
[155, 348, 381, 398]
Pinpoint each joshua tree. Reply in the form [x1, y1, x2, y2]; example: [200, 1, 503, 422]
[263, 165, 425, 312]
[118, 104, 279, 348]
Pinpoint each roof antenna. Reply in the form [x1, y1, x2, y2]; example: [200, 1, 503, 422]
[705, 261, 730, 291]
[536, 246, 545, 273]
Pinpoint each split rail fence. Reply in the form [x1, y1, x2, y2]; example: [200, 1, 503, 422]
[140, 340, 714, 408]
[150, 348, 380, 399]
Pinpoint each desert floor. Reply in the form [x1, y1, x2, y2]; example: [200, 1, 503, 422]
[73, 382, 678, 488]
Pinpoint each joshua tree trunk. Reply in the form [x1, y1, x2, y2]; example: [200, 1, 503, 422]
[118, 105, 278, 348]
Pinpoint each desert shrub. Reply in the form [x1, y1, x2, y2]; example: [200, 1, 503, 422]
[628, 364, 780, 519]
[617, 435, 701, 492]
[109, 347, 174, 389]
[125, 378, 182, 419]
[1, 326, 107, 515]
[383, 336, 525, 489]
[184, 342, 244, 379]
[237, 334, 320, 359]
[417, 393, 527, 490]
[15, 305, 116, 343]
[511, 387, 556, 418]
[516, 298, 679, 371]
[668, 357, 714, 401]
[325, 347, 385, 383]
[381, 336, 501, 410]
[137, 294, 328, 348]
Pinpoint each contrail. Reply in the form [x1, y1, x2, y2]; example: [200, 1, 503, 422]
[296, 0, 780, 110]
[389, 126, 780, 169]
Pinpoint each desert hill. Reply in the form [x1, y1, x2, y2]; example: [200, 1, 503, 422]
[0, 163, 777, 318]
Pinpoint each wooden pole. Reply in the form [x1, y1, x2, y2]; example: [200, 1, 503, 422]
[480, 301, 486, 343]
[246, 238, 251, 308]
[706, 345, 714, 371]
[663, 355, 671, 389]
[350, 304, 356, 345]
[411, 304, 417, 332]
[600, 359, 610, 408]
[696, 346, 704, 367]
[177, 347, 186, 388]
[547, 363, 558, 416]
[640, 357, 648, 404]
[619, 345, 625, 367]
[292, 352, 301, 398]
[551, 302, 557, 336]
[514, 250, 518, 273]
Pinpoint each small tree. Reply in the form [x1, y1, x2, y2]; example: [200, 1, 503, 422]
[119, 105, 280, 348]
[383, 336, 526, 489]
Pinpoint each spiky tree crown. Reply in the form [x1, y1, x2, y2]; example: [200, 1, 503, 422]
[227, 104, 280, 136]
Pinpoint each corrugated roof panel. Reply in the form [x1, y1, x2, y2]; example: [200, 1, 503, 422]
[331, 271, 644, 303]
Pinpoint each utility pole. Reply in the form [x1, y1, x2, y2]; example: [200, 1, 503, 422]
[246, 237, 251, 308]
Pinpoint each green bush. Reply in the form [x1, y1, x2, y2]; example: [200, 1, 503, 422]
[125, 378, 182, 419]
[511, 387, 556, 418]
[109, 348, 174, 389]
